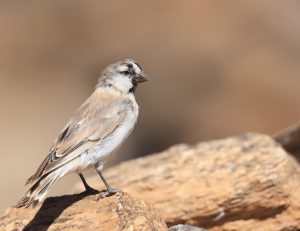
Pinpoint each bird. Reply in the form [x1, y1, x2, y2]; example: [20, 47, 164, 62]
[16, 59, 149, 208]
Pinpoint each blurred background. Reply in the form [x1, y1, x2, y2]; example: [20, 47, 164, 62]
[1, 0, 300, 211]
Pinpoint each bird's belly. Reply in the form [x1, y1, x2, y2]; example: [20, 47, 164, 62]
[76, 111, 138, 172]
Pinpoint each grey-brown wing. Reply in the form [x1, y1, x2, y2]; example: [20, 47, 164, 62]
[26, 92, 132, 184]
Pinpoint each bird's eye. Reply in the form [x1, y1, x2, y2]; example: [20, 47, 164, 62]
[121, 71, 130, 75]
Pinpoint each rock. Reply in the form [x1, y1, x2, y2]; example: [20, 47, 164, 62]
[169, 224, 207, 231]
[2, 133, 300, 231]
[0, 192, 167, 231]
[273, 121, 300, 153]
[73, 133, 300, 230]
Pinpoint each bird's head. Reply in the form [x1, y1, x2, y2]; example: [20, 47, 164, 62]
[98, 59, 149, 93]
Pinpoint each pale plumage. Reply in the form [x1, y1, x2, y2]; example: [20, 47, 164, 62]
[17, 59, 148, 208]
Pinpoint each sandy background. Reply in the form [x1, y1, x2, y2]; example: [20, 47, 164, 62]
[1, 0, 300, 211]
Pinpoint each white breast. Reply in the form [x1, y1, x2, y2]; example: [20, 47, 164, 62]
[96, 103, 139, 160]
[76, 95, 139, 172]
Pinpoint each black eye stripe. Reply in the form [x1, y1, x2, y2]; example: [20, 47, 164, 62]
[121, 70, 129, 75]
[119, 62, 142, 75]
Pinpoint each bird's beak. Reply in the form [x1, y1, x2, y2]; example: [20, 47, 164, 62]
[136, 73, 150, 83]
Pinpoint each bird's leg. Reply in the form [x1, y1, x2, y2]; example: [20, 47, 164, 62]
[95, 168, 123, 200]
[78, 173, 98, 194]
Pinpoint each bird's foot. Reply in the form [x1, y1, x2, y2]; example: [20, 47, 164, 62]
[97, 188, 123, 200]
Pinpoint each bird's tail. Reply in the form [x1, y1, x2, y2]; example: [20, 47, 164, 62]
[16, 171, 60, 208]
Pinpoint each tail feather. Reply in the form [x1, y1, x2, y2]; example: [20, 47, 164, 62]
[17, 172, 59, 208]
[25, 175, 35, 186]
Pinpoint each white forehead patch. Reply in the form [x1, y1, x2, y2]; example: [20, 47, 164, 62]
[131, 62, 142, 74]
[115, 60, 142, 74]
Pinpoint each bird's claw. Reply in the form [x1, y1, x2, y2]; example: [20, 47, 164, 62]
[97, 188, 123, 200]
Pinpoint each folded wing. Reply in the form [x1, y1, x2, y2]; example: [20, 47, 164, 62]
[26, 92, 133, 185]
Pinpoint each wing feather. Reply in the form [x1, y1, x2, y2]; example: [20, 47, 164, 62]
[26, 91, 132, 185]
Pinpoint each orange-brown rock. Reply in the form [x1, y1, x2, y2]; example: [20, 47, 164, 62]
[2, 133, 300, 231]
[0, 192, 167, 231]
[73, 134, 300, 230]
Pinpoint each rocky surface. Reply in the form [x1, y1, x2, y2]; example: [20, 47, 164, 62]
[2, 133, 300, 230]
[169, 224, 207, 231]
[274, 121, 300, 153]
[73, 133, 300, 230]
[0, 192, 167, 231]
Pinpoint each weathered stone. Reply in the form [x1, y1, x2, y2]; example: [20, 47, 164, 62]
[74, 134, 300, 230]
[2, 133, 300, 230]
[0, 192, 167, 231]
[169, 224, 207, 231]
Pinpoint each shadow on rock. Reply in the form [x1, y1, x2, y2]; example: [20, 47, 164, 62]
[23, 190, 99, 231]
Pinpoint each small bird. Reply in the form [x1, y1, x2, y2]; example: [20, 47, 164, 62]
[17, 59, 149, 208]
